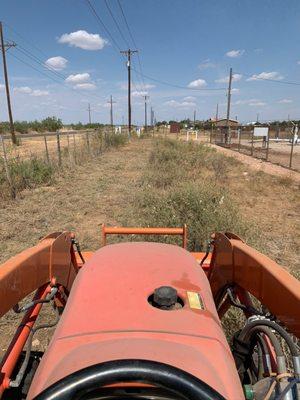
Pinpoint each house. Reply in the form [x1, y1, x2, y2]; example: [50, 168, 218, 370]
[215, 119, 239, 128]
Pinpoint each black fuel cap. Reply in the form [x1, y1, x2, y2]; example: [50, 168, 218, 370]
[153, 286, 177, 308]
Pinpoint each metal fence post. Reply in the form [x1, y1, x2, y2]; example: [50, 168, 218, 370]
[44, 135, 50, 164]
[56, 132, 62, 166]
[238, 128, 241, 152]
[251, 130, 254, 156]
[266, 134, 270, 162]
[86, 131, 90, 155]
[0, 135, 16, 198]
[289, 133, 295, 169]
[73, 133, 76, 164]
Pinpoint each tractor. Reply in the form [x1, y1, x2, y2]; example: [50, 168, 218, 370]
[0, 225, 299, 399]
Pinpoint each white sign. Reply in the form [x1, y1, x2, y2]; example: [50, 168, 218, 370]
[254, 126, 269, 137]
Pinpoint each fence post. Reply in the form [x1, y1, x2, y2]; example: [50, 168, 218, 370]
[67, 133, 71, 163]
[56, 132, 62, 166]
[44, 135, 50, 164]
[266, 134, 270, 162]
[73, 133, 76, 164]
[86, 131, 90, 155]
[251, 130, 254, 156]
[0, 135, 16, 198]
[238, 128, 241, 152]
[210, 125, 213, 143]
[289, 132, 295, 169]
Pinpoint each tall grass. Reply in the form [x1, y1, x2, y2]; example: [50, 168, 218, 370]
[125, 138, 257, 250]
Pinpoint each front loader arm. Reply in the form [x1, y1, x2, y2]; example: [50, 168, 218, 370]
[209, 232, 300, 338]
[0, 231, 77, 319]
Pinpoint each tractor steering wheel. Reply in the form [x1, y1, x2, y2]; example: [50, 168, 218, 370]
[34, 359, 225, 400]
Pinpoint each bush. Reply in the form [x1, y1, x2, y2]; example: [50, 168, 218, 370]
[40, 116, 63, 132]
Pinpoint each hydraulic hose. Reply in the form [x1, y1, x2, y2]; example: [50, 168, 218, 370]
[239, 319, 300, 377]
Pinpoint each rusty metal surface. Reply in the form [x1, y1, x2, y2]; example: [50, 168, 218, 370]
[0, 232, 73, 318]
[209, 233, 300, 337]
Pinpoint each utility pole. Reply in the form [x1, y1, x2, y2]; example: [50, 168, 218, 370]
[144, 95, 149, 131]
[87, 103, 91, 124]
[120, 49, 138, 137]
[150, 106, 153, 127]
[226, 68, 233, 125]
[193, 110, 196, 129]
[0, 22, 17, 144]
[225, 67, 233, 145]
[256, 113, 259, 123]
[215, 103, 219, 121]
[107, 95, 116, 129]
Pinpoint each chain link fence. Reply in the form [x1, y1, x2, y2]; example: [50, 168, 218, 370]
[210, 126, 300, 171]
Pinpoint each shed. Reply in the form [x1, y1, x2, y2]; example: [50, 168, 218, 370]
[215, 119, 239, 128]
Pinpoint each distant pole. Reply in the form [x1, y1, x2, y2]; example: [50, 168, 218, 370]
[144, 95, 149, 131]
[150, 107, 153, 127]
[108, 95, 116, 131]
[0, 22, 17, 144]
[216, 103, 219, 121]
[87, 103, 91, 124]
[193, 110, 196, 129]
[256, 113, 259, 123]
[120, 49, 138, 137]
[226, 68, 233, 125]
[226, 67, 233, 145]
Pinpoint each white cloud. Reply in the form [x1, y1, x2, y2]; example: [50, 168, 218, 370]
[278, 99, 292, 104]
[198, 59, 216, 70]
[164, 99, 196, 108]
[74, 83, 96, 90]
[13, 86, 32, 94]
[183, 96, 196, 101]
[132, 90, 148, 97]
[297, 61, 300, 65]
[13, 86, 49, 96]
[135, 83, 155, 90]
[0, 84, 4, 90]
[231, 88, 240, 94]
[31, 89, 49, 96]
[45, 56, 68, 71]
[215, 74, 242, 83]
[233, 98, 266, 106]
[187, 79, 207, 88]
[58, 30, 108, 50]
[65, 73, 91, 84]
[246, 71, 283, 81]
[226, 49, 245, 58]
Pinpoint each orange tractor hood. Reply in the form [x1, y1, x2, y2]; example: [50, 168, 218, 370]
[28, 242, 244, 399]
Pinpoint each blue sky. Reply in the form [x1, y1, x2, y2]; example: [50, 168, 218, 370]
[1, 0, 300, 124]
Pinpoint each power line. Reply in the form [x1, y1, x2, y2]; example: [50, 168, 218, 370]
[131, 68, 226, 91]
[116, 0, 146, 90]
[103, 0, 130, 48]
[84, 0, 123, 54]
[236, 71, 300, 86]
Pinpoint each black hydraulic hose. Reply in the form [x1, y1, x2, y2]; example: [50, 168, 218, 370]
[9, 306, 60, 388]
[248, 326, 284, 357]
[240, 319, 299, 358]
[34, 359, 226, 400]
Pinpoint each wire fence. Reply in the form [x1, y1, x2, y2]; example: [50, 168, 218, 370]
[210, 126, 300, 171]
[0, 127, 130, 200]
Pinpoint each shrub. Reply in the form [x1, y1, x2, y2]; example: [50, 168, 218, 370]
[40, 116, 63, 132]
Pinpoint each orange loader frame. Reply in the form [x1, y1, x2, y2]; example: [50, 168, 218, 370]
[0, 227, 300, 397]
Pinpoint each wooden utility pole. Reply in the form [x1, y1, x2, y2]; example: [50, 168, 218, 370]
[215, 103, 219, 122]
[193, 110, 196, 129]
[144, 95, 149, 131]
[225, 68, 233, 145]
[0, 22, 16, 144]
[87, 103, 91, 124]
[107, 95, 116, 129]
[120, 49, 138, 137]
[226, 68, 233, 126]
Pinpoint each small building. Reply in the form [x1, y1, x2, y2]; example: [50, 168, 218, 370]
[215, 119, 239, 128]
[170, 122, 180, 134]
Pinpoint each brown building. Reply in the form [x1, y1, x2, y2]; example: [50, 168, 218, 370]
[215, 119, 239, 128]
[170, 122, 180, 133]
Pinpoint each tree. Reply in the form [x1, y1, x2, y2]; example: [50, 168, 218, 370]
[41, 116, 63, 132]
